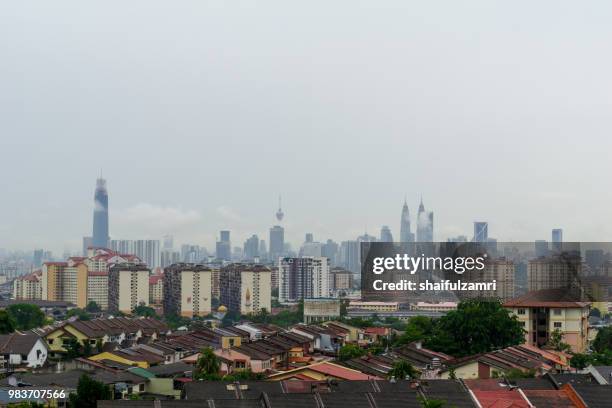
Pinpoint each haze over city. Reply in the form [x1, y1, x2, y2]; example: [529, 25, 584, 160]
[3, 1, 612, 253]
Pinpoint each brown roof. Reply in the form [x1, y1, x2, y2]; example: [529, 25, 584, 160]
[0, 332, 46, 355]
[503, 289, 590, 308]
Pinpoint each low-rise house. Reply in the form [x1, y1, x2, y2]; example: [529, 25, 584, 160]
[0, 332, 48, 369]
[267, 361, 381, 381]
[290, 324, 344, 353]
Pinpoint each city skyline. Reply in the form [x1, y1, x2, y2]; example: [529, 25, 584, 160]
[3, 2, 612, 253]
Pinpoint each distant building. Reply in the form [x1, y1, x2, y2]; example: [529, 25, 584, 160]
[149, 272, 164, 306]
[220, 263, 272, 315]
[108, 263, 150, 314]
[110, 240, 134, 255]
[163, 263, 212, 317]
[133, 240, 160, 269]
[552, 228, 563, 252]
[243, 235, 260, 260]
[535, 240, 549, 258]
[328, 267, 354, 294]
[528, 254, 582, 294]
[462, 257, 516, 302]
[279, 257, 330, 304]
[348, 301, 399, 312]
[321, 239, 339, 266]
[216, 230, 232, 261]
[303, 299, 341, 324]
[399, 199, 414, 243]
[269, 226, 285, 262]
[413, 302, 457, 312]
[416, 198, 434, 242]
[339, 240, 360, 274]
[380, 226, 393, 242]
[92, 177, 109, 248]
[473, 222, 488, 243]
[13, 271, 42, 300]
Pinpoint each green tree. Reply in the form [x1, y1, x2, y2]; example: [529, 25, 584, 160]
[66, 308, 90, 321]
[547, 329, 571, 352]
[395, 316, 434, 346]
[593, 326, 612, 353]
[68, 374, 112, 408]
[133, 304, 157, 318]
[505, 368, 536, 379]
[85, 301, 101, 313]
[418, 397, 446, 408]
[570, 353, 591, 370]
[338, 344, 366, 361]
[65, 338, 83, 359]
[194, 347, 221, 380]
[425, 299, 525, 357]
[0, 310, 16, 334]
[387, 360, 418, 380]
[6, 304, 45, 330]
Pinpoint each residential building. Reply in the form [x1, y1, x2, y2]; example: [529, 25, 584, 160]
[149, 272, 164, 305]
[278, 257, 329, 304]
[220, 263, 272, 315]
[413, 302, 458, 312]
[504, 288, 590, 353]
[87, 271, 109, 310]
[109, 263, 151, 314]
[328, 267, 353, 294]
[348, 301, 399, 312]
[163, 263, 213, 317]
[0, 332, 48, 369]
[41, 261, 88, 308]
[13, 271, 42, 300]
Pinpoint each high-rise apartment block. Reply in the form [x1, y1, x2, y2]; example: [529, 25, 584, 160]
[41, 260, 88, 308]
[278, 257, 329, 304]
[108, 263, 150, 314]
[220, 263, 271, 315]
[163, 263, 212, 317]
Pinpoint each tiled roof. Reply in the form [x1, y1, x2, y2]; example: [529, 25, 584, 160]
[503, 289, 590, 308]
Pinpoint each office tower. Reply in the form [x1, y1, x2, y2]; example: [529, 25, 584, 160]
[244, 235, 260, 260]
[108, 263, 150, 314]
[473, 222, 489, 243]
[161, 250, 180, 268]
[278, 257, 329, 303]
[300, 241, 322, 257]
[41, 261, 88, 308]
[399, 199, 414, 242]
[322, 239, 339, 266]
[110, 239, 135, 255]
[416, 198, 434, 242]
[163, 235, 174, 251]
[87, 271, 109, 310]
[163, 263, 212, 317]
[220, 263, 272, 314]
[33, 249, 44, 268]
[216, 231, 232, 261]
[258, 240, 267, 261]
[269, 225, 285, 262]
[305, 233, 314, 243]
[535, 240, 549, 258]
[340, 240, 360, 274]
[133, 240, 160, 269]
[82, 237, 93, 256]
[380, 226, 394, 242]
[448, 235, 468, 243]
[552, 228, 563, 252]
[181, 244, 205, 263]
[92, 177, 109, 248]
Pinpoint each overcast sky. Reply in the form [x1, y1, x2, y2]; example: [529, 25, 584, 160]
[2, 1, 612, 254]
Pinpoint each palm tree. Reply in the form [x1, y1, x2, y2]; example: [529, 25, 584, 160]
[194, 347, 220, 379]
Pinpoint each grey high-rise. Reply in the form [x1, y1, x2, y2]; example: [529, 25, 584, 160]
[473, 222, 488, 243]
[416, 198, 434, 242]
[269, 225, 285, 262]
[399, 199, 413, 243]
[92, 177, 109, 248]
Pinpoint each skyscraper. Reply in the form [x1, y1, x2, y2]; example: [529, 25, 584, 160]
[416, 198, 434, 242]
[552, 228, 563, 252]
[399, 199, 414, 243]
[216, 230, 231, 261]
[473, 222, 489, 243]
[278, 257, 329, 303]
[380, 226, 393, 242]
[244, 234, 260, 260]
[92, 177, 109, 248]
[269, 225, 285, 262]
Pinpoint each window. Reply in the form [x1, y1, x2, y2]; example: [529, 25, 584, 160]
[554, 322, 562, 329]
[517, 308, 526, 315]
[519, 322, 526, 327]
[553, 309, 562, 316]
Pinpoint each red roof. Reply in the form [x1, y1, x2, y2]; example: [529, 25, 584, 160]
[472, 390, 530, 408]
[306, 362, 380, 380]
[503, 289, 590, 308]
[150, 275, 163, 285]
[364, 327, 389, 335]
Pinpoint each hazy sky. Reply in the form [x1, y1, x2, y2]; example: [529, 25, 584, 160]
[2, 1, 612, 254]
